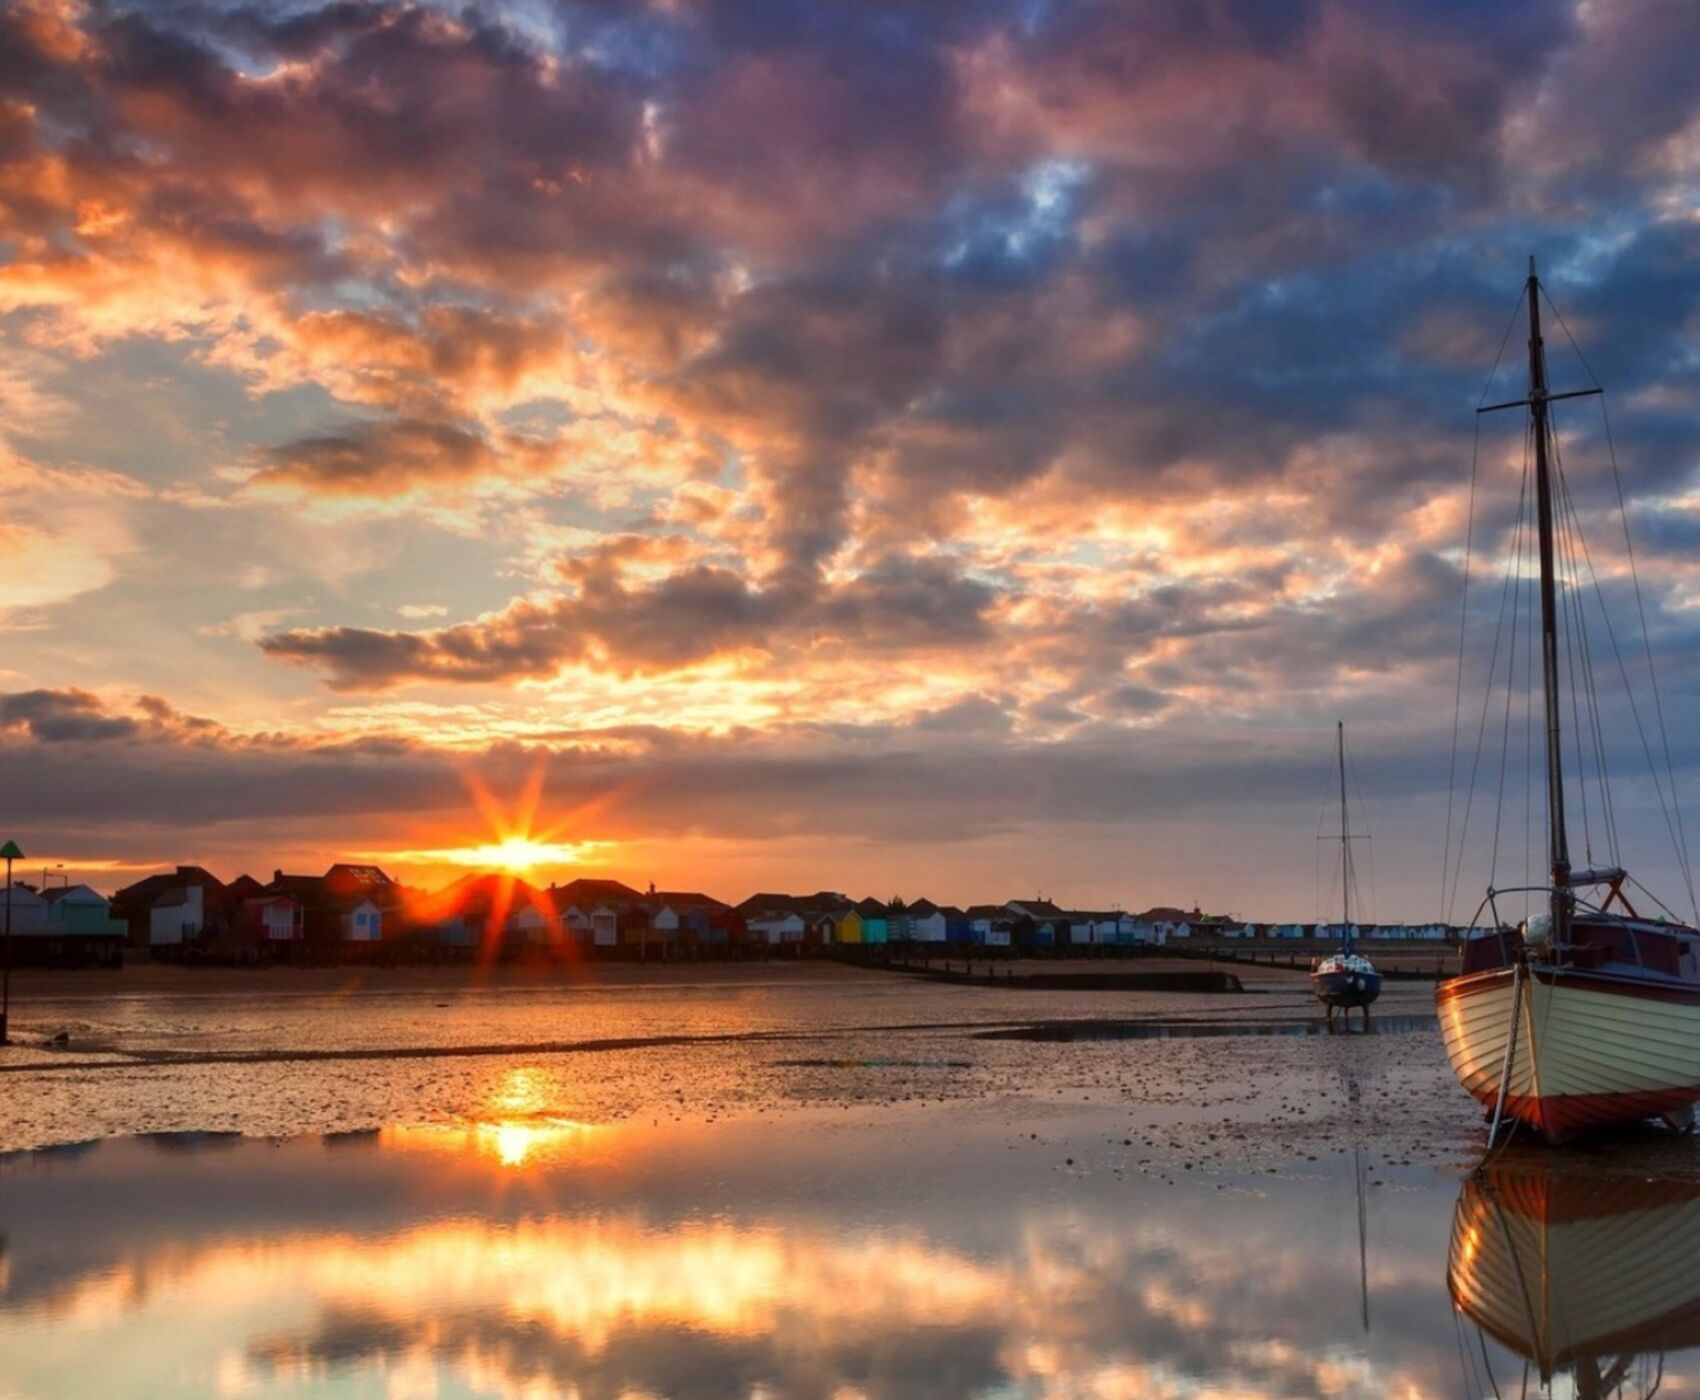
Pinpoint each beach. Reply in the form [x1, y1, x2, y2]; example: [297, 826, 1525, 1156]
[0, 960, 1464, 1158]
[5, 962, 1699, 1397]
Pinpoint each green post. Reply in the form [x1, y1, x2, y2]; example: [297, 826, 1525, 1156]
[1, 839, 22, 1046]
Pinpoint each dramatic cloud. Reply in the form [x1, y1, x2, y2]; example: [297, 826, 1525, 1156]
[0, 688, 140, 743]
[260, 554, 996, 688]
[3, 0, 1700, 912]
[256, 419, 505, 493]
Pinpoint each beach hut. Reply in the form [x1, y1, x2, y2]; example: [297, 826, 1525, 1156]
[0, 883, 49, 935]
[854, 898, 889, 945]
[15, 885, 126, 966]
[342, 898, 383, 943]
[909, 899, 948, 943]
[505, 901, 550, 947]
[748, 911, 805, 944]
[41, 885, 124, 935]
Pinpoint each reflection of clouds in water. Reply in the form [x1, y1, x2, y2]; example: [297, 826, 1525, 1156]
[2, 1211, 1464, 1399]
[10, 1120, 1700, 1400]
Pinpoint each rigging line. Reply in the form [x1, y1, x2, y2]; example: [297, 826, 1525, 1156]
[1446, 434, 1533, 924]
[1444, 286, 1528, 925]
[1526, 455, 1548, 917]
[1567, 485, 1620, 867]
[1489, 429, 1532, 892]
[1601, 391, 1697, 920]
[1476, 1326, 1504, 1400]
[1560, 466, 1622, 866]
[1556, 410, 1633, 872]
[1543, 288, 1696, 917]
[1627, 873, 1683, 923]
[1323, 846, 1346, 928]
[1345, 730, 1377, 926]
[1314, 734, 1337, 924]
[1560, 456, 1695, 913]
[1442, 411, 1486, 923]
[1550, 423, 1596, 868]
[1450, 1308, 1480, 1400]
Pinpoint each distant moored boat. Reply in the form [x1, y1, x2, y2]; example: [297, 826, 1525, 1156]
[1310, 720, 1382, 1025]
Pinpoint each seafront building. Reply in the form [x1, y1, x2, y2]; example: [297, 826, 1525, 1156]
[0, 881, 127, 966]
[0, 863, 1470, 968]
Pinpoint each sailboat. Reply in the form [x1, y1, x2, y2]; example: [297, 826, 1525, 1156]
[1448, 1156, 1700, 1395]
[1311, 721, 1381, 1025]
[1435, 259, 1700, 1145]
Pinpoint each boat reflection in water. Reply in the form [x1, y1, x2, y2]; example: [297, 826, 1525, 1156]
[1448, 1153, 1700, 1397]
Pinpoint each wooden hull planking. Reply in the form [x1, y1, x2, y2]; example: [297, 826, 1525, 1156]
[1437, 966, 1700, 1143]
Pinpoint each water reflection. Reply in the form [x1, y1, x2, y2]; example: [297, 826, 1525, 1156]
[1448, 1154, 1700, 1398]
[3, 1112, 1699, 1398]
[382, 1068, 604, 1167]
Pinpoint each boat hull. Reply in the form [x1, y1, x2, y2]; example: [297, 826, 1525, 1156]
[1448, 1163, 1700, 1380]
[1310, 968, 1381, 1009]
[1436, 965, 1700, 1144]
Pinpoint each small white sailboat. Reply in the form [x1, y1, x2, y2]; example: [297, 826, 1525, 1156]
[1436, 259, 1700, 1145]
[1311, 721, 1381, 1026]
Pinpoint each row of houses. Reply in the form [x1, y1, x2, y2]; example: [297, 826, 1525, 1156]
[0, 883, 128, 965]
[0, 863, 1469, 966]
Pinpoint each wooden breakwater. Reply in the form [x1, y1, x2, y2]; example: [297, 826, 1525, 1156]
[838, 954, 1242, 993]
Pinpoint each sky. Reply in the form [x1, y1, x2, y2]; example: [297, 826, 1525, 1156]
[2, 0, 1700, 919]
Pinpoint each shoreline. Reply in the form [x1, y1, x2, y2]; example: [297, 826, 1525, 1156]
[3, 954, 1317, 1002]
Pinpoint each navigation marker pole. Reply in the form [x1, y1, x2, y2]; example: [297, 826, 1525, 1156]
[0, 838, 20, 1046]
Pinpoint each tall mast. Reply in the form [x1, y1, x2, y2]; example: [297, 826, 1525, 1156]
[1338, 719, 1352, 951]
[1526, 257, 1571, 931]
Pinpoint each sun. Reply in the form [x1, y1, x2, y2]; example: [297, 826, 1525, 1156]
[449, 835, 591, 875]
[366, 763, 614, 878]
[375, 832, 611, 877]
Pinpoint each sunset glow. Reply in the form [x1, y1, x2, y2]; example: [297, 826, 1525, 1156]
[380, 836, 610, 876]
[11, 12, 1700, 1400]
[1, 0, 1698, 915]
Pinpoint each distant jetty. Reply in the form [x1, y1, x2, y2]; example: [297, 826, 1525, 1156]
[842, 952, 1243, 994]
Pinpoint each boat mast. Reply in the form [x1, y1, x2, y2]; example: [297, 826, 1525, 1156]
[1339, 719, 1352, 953]
[1526, 258, 1572, 935]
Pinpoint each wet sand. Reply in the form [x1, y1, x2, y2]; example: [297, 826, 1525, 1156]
[2, 961, 1480, 1173]
[6, 954, 1270, 1000]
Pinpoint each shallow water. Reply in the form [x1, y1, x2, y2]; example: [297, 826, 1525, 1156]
[3, 1114, 1697, 1398]
[2, 972, 1696, 1397]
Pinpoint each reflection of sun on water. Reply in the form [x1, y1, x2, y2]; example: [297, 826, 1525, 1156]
[494, 1067, 543, 1113]
[385, 1068, 599, 1168]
